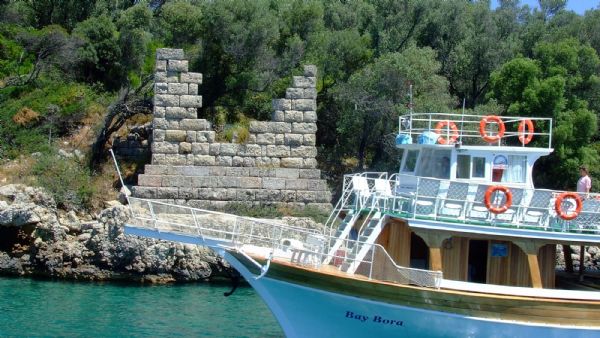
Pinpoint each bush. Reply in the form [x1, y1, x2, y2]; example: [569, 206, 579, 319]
[31, 152, 95, 210]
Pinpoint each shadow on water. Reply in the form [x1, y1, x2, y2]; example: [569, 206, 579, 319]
[0, 276, 283, 337]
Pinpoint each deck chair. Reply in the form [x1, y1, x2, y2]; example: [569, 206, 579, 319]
[413, 178, 441, 217]
[494, 187, 525, 224]
[351, 176, 372, 209]
[466, 184, 492, 221]
[372, 178, 394, 210]
[438, 181, 470, 219]
[520, 189, 553, 229]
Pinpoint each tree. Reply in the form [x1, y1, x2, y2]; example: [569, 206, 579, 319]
[156, 1, 202, 47]
[334, 46, 452, 170]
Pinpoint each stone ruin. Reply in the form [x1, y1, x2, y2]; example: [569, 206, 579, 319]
[132, 48, 332, 211]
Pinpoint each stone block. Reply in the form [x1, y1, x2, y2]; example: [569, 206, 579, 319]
[236, 189, 255, 200]
[239, 144, 262, 157]
[155, 60, 167, 72]
[154, 107, 166, 118]
[286, 179, 308, 190]
[272, 99, 291, 111]
[307, 179, 328, 191]
[179, 142, 192, 154]
[156, 48, 185, 60]
[180, 119, 210, 131]
[303, 111, 317, 123]
[275, 168, 300, 179]
[297, 191, 318, 203]
[262, 177, 285, 190]
[131, 186, 157, 199]
[303, 158, 318, 168]
[185, 131, 196, 143]
[292, 76, 316, 88]
[239, 177, 261, 189]
[216, 156, 232, 166]
[266, 145, 290, 157]
[284, 110, 304, 122]
[272, 110, 285, 122]
[155, 187, 179, 199]
[292, 122, 317, 134]
[180, 95, 202, 108]
[207, 143, 219, 156]
[165, 130, 187, 142]
[232, 156, 244, 166]
[180, 167, 209, 176]
[256, 133, 276, 144]
[144, 165, 169, 175]
[299, 169, 321, 179]
[249, 121, 268, 133]
[155, 82, 168, 94]
[151, 154, 165, 164]
[281, 158, 303, 168]
[292, 99, 316, 111]
[137, 175, 162, 187]
[167, 60, 188, 72]
[165, 107, 195, 119]
[152, 142, 179, 154]
[192, 143, 210, 155]
[267, 122, 291, 133]
[154, 94, 179, 107]
[304, 88, 317, 99]
[162, 175, 185, 187]
[153, 118, 168, 130]
[155, 71, 179, 83]
[275, 134, 285, 145]
[225, 167, 249, 176]
[281, 190, 297, 202]
[193, 155, 216, 166]
[168, 83, 188, 95]
[249, 168, 274, 177]
[243, 157, 255, 167]
[218, 143, 238, 156]
[181, 72, 202, 84]
[189, 83, 198, 95]
[161, 154, 187, 165]
[304, 65, 317, 77]
[285, 88, 304, 99]
[196, 131, 215, 143]
[290, 146, 317, 158]
[284, 134, 303, 146]
[256, 190, 282, 202]
[178, 187, 198, 199]
[153, 129, 165, 142]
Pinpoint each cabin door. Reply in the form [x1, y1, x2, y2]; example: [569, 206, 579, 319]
[467, 240, 488, 283]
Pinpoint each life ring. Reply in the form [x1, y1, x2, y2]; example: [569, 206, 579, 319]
[555, 192, 582, 221]
[484, 185, 512, 214]
[434, 120, 459, 145]
[479, 115, 505, 143]
[518, 119, 534, 145]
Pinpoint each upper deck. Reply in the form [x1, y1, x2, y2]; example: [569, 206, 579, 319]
[396, 113, 553, 150]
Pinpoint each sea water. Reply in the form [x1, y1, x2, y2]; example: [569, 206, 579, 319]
[0, 277, 283, 337]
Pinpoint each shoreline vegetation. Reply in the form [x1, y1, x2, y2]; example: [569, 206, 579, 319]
[2, 1, 600, 282]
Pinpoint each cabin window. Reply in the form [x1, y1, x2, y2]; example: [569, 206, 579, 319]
[402, 150, 419, 173]
[417, 149, 451, 179]
[467, 240, 488, 283]
[492, 155, 526, 183]
[456, 155, 485, 179]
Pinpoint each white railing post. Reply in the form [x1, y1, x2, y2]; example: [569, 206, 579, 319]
[148, 201, 157, 229]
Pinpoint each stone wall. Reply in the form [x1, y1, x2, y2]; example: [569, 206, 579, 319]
[132, 48, 331, 211]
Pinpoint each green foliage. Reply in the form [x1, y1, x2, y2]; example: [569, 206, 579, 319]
[157, 1, 202, 47]
[31, 152, 95, 210]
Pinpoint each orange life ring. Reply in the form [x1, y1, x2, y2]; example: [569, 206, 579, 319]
[434, 120, 459, 145]
[555, 192, 583, 221]
[518, 119, 534, 145]
[484, 185, 513, 214]
[479, 115, 506, 143]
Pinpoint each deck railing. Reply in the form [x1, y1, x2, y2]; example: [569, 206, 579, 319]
[340, 173, 600, 235]
[127, 197, 442, 289]
[397, 113, 553, 148]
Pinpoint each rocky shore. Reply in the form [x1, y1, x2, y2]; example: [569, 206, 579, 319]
[0, 184, 233, 283]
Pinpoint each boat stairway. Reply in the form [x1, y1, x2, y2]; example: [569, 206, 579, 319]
[342, 212, 386, 274]
[323, 211, 359, 265]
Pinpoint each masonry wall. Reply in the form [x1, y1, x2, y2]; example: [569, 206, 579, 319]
[132, 48, 332, 211]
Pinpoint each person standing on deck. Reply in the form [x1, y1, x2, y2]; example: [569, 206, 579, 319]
[577, 166, 591, 197]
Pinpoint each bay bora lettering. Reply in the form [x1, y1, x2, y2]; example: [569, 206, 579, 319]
[345, 311, 404, 326]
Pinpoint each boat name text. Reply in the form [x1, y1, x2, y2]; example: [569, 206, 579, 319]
[345, 311, 404, 326]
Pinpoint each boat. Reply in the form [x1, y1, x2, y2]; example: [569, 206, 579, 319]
[122, 111, 600, 337]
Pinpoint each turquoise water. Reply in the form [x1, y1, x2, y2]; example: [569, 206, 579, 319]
[0, 277, 283, 337]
